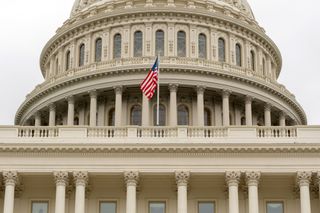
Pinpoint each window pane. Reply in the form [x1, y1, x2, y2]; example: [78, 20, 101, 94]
[95, 38, 102, 62]
[198, 34, 207, 59]
[100, 202, 116, 213]
[149, 202, 165, 213]
[134, 31, 143, 57]
[178, 105, 189, 125]
[79, 44, 85, 66]
[153, 104, 166, 126]
[114, 34, 122, 59]
[32, 202, 48, 213]
[267, 202, 283, 213]
[131, 105, 142, 126]
[199, 202, 214, 213]
[108, 108, 115, 126]
[218, 38, 225, 62]
[156, 30, 165, 56]
[177, 31, 186, 57]
[204, 109, 211, 126]
[236, 44, 242, 66]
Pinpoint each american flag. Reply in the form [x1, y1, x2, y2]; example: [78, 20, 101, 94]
[140, 57, 159, 100]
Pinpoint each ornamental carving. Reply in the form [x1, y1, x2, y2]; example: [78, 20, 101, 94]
[53, 171, 69, 186]
[175, 171, 190, 186]
[245, 171, 261, 186]
[3, 171, 19, 186]
[296, 171, 312, 186]
[225, 171, 241, 185]
[124, 171, 139, 186]
[73, 171, 89, 186]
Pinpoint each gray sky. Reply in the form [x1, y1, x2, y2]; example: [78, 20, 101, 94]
[0, 0, 319, 125]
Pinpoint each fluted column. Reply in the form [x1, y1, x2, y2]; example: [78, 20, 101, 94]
[279, 112, 286, 127]
[226, 171, 240, 213]
[73, 171, 88, 213]
[245, 171, 261, 213]
[264, 103, 271, 126]
[3, 171, 18, 213]
[114, 86, 123, 126]
[297, 171, 312, 213]
[169, 84, 178, 126]
[49, 103, 56, 126]
[67, 96, 75, 126]
[53, 171, 68, 213]
[89, 91, 97, 127]
[197, 86, 205, 126]
[245, 96, 253, 126]
[175, 171, 190, 213]
[35, 111, 41, 126]
[124, 171, 139, 213]
[142, 94, 150, 126]
[222, 90, 230, 126]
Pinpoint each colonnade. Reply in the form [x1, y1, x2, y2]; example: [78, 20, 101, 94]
[32, 84, 289, 127]
[1, 171, 317, 213]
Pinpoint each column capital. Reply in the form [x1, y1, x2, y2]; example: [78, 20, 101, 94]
[226, 171, 241, 186]
[196, 85, 206, 94]
[34, 111, 41, 117]
[245, 171, 261, 186]
[54, 171, 69, 186]
[73, 171, 88, 187]
[297, 171, 312, 187]
[279, 111, 286, 118]
[124, 171, 139, 186]
[175, 171, 190, 186]
[3, 171, 19, 186]
[222, 90, 231, 98]
[89, 90, 98, 98]
[245, 95, 253, 103]
[66, 96, 75, 104]
[48, 103, 56, 111]
[264, 103, 272, 111]
[169, 84, 179, 92]
[114, 86, 123, 95]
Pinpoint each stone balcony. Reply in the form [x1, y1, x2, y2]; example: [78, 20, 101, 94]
[0, 126, 320, 144]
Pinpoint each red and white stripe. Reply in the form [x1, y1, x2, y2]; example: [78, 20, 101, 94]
[140, 67, 158, 99]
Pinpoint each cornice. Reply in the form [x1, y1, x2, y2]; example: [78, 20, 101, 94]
[39, 6, 281, 76]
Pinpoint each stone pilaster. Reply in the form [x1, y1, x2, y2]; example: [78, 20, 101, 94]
[124, 171, 139, 213]
[175, 171, 190, 213]
[297, 171, 312, 213]
[73, 171, 88, 213]
[3, 171, 19, 213]
[53, 171, 69, 213]
[245, 171, 261, 213]
[226, 171, 241, 213]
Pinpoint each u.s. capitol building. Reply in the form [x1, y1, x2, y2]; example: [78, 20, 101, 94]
[0, 0, 319, 213]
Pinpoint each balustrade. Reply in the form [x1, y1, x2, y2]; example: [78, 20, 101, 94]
[17, 126, 59, 138]
[257, 126, 297, 138]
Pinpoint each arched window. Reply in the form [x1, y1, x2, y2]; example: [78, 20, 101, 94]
[198, 34, 207, 59]
[113, 34, 122, 59]
[108, 108, 115, 126]
[134, 31, 143, 57]
[235, 43, 242, 66]
[204, 108, 211, 126]
[79, 43, 85, 67]
[153, 104, 166, 126]
[250, 50, 255, 71]
[218, 38, 226, 62]
[262, 58, 266, 75]
[177, 31, 186, 57]
[65, 50, 71, 71]
[95, 38, 102, 62]
[130, 105, 142, 126]
[155, 30, 165, 56]
[178, 105, 189, 125]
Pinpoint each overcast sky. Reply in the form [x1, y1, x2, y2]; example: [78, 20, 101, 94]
[0, 0, 319, 125]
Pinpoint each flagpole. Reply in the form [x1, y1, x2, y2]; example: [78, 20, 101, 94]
[156, 54, 160, 126]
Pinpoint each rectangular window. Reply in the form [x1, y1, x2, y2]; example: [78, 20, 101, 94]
[100, 201, 117, 213]
[149, 202, 166, 213]
[31, 201, 48, 213]
[198, 202, 215, 213]
[266, 202, 284, 213]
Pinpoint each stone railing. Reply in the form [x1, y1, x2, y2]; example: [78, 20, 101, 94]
[1, 126, 320, 143]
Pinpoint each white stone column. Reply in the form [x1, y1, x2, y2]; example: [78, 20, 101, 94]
[89, 91, 98, 127]
[73, 171, 88, 213]
[67, 96, 75, 126]
[226, 171, 240, 213]
[142, 94, 150, 126]
[35, 111, 41, 126]
[53, 171, 68, 213]
[297, 171, 312, 213]
[169, 84, 178, 126]
[264, 104, 271, 127]
[245, 171, 261, 213]
[3, 171, 18, 213]
[124, 171, 139, 213]
[222, 90, 230, 126]
[175, 171, 190, 213]
[279, 112, 286, 127]
[197, 86, 205, 126]
[114, 86, 123, 126]
[245, 96, 253, 126]
[49, 103, 56, 126]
